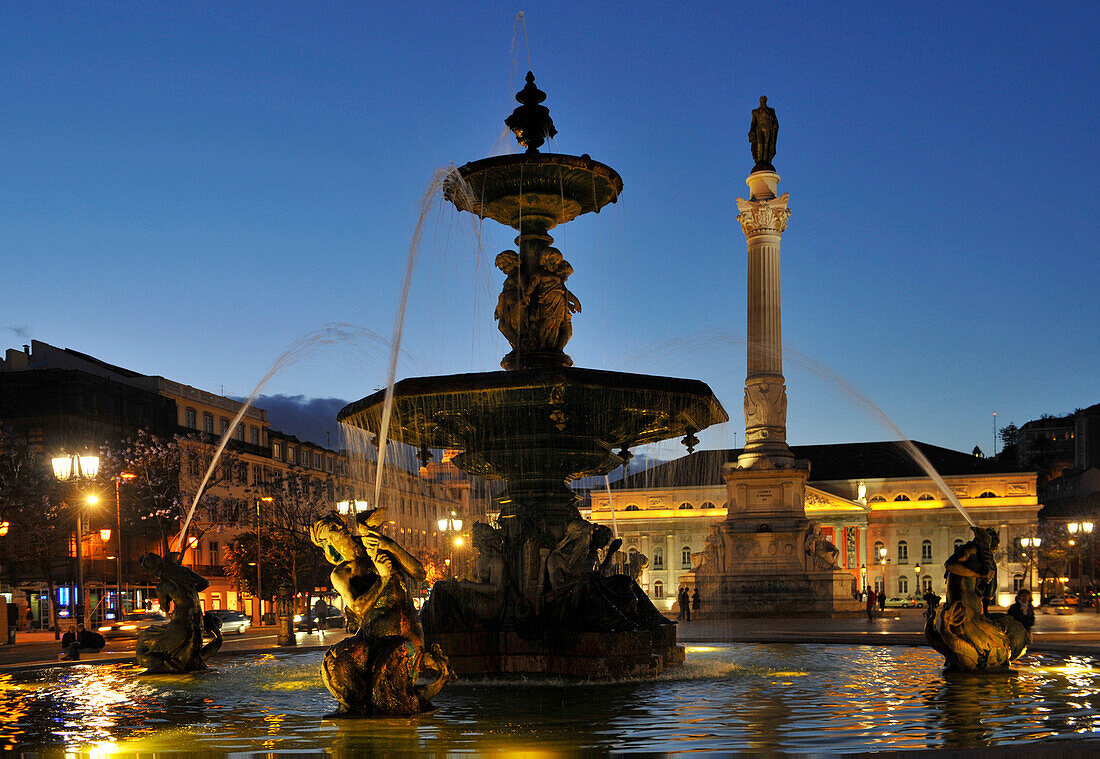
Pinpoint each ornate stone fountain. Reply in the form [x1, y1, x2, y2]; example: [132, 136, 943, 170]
[338, 73, 727, 677]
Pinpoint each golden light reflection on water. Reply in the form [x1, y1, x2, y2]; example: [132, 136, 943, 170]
[0, 645, 1096, 754]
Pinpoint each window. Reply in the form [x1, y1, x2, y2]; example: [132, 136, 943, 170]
[870, 495, 886, 503]
[700, 501, 716, 509]
[652, 547, 664, 569]
[893, 494, 911, 502]
[185, 408, 197, 429]
[918, 493, 935, 501]
[678, 502, 693, 510]
[898, 576, 908, 594]
[209, 541, 219, 565]
[273, 442, 282, 460]
[326, 457, 333, 472]
[235, 424, 244, 441]
[203, 413, 214, 434]
[954, 538, 964, 552]
[287, 446, 295, 463]
[252, 465, 262, 486]
[628, 547, 639, 564]
[1013, 574, 1024, 593]
[220, 418, 230, 435]
[873, 541, 885, 565]
[624, 504, 640, 512]
[250, 426, 260, 445]
[874, 578, 883, 594]
[922, 576, 933, 593]
[314, 452, 321, 468]
[653, 580, 664, 599]
[897, 540, 908, 563]
[921, 540, 933, 562]
[978, 491, 997, 498]
[682, 546, 692, 569]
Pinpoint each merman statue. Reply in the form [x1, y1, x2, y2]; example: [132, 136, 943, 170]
[310, 509, 454, 715]
[925, 525, 1029, 672]
[135, 551, 223, 673]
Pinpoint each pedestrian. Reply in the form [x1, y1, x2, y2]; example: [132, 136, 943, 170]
[677, 587, 686, 621]
[1007, 589, 1035, 630]
[691, 588, 700, 616]
[878, 589, 886, 613]
[866, 589, 876, 621]
[25, 607, 34, 631]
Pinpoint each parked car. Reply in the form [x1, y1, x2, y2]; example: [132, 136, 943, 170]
[96, 611, 167, 639]
[884, 596, 918, 608]
[210, 608, 251, 634]
[1042, 598, 1075, 615]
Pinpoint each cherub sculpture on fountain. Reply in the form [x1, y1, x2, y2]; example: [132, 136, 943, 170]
[925, 525, 1029, 672]
[310, 509, 454, 716]
[135, 551, 222, 673]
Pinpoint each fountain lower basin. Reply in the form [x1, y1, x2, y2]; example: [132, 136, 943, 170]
[4, 643, 1097, 754]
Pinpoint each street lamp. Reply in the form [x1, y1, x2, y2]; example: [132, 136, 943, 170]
[0, 522, 8, 537]
[878, 547, 888, 596]
[914, 564, 922, 598]
[437, 511, 464, 579]
[1020, 536, 1042, 594]
[860, 564, 867, 593]
[1067, 522, 1095, 612]
[51, 453, 99, 627]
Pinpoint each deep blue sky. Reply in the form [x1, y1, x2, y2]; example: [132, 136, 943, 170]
[4, 2, 1097, 456]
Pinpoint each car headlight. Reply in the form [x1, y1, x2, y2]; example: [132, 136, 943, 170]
[120, 625, 137, 630]
[293, 614, 302, 622]
[97, 626, 111, 632]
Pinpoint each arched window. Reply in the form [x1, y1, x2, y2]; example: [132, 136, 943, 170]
[978, 491, 997, 498]
[624, 504, 640, 512]
[700, 501, 716, 509]
[893, 494, 911, 502]
[873, 541, 885, 565]
[922, 540, 933, 561]
[652, 547, 664, 569]
[721, 501, 730, 510]
[918, 494, 935, 501]
[653, 580, 664, 599]
[681, 546, 692, 569]
[898, 576, 909, 594]
[897, 540, 909, 563]
[678, 502, 694, 510]
[628, 547, 639, 565]
[953, 538, 964, 552]
[870, 495, 886, 503]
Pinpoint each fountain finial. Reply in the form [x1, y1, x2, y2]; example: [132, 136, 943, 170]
[505, 71, 557, 153]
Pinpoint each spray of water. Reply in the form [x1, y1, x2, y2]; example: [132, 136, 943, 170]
[612, 331, 977, 528]
[175, 323, 392, 550]
[603, 475, 619, 537]
[371, 167, 481, 510]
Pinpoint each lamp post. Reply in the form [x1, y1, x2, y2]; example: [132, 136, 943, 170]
[51, 453, 99, 628]
[878, 546, 888, 596]
[860, 564, 867, 595]
[1067, 521, 1095, 612]
[114, 472, 135, 617]
[437, 511, 464, 579]
[914, 564, 922, 599]
[1020, 536, 1041, 595]
[255, 496, 273, 626]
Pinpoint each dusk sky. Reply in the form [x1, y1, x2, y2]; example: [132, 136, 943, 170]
[4, 2, 1097, 457]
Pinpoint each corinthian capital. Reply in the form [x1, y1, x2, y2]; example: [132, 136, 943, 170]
[736, 193, 790, 237]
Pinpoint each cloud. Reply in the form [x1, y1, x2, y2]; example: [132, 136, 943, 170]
[5, 325, 31, 339]
[249, 394, 350, 448]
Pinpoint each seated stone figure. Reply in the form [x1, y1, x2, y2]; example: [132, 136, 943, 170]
[135, 552, 222, 673]
[421, 522, 507, 633]
[926, 525, 1029, 671]
[311, 509, 454, 716]
[543, 520, 672, 633]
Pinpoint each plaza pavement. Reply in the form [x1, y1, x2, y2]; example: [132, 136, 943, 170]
[2, 608, 1096, 670]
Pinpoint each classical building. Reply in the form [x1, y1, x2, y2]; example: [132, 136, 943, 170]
[586, 441, 1041, 612]
[0, 339, 476, 622]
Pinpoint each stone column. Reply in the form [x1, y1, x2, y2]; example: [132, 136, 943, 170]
[736, 171, 794, 468]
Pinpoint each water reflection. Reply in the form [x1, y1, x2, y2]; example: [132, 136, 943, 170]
[1, 644, 1096, 754]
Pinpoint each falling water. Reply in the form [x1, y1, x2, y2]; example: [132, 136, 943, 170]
[371, 167, 481, 510]
[613, 331, 978, 528]
[175, 323, 393, 549]
[604, 474, 619, 537]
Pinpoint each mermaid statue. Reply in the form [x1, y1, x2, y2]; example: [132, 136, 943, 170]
[135, 552, 223, 673]
[310, 508, 454, 715]
[925, 525, 1029, 672]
